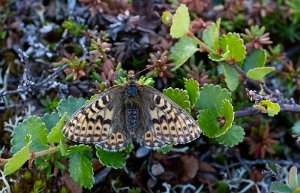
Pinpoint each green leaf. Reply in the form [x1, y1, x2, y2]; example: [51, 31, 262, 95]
[138, 76, 155, 86]
[246, 67, 275, 81]
[156, 145, 173, 154]
[11, 116, 48, 154]
[68, 145, 94, 189]
[124, 142, 133, 153]
[67, 144, 93, 155]
[291, 121, 300, 136]
[220, 99, 235, 132]
[208, 53, 224, 62]
[287, 0, 300, 24]
[47, 113, 66, 143]
[202, 19, 220, 50]
[288, 166, 299, 189]
[57, 96, 86, 119]
[54, 161, 66, 172]
[170, 4, 190, 38]
[4, 141, 31, 176]
[243, 49, 267, 72]
[171, 37, 198, 70]
[96, 147, 126, 169]
[293, 188, 300, 193]
[270, 182, 292, 193]
[163, 88, 191, 113]
[59, 140, 67, 156]
[222, 64, 240, 91]
[184, 78, 199, 107]
[198, 109, 219, 137]
[220, 33, 246, 62]
[259, 100, 281, 117]
[196, 84, 231, 114]
[198, 99, 234, 138]
[216, 125, 245, 147]
[85, 94, 99, 104]
[215, 181, 230, 193]
[41, 112, 61, 133]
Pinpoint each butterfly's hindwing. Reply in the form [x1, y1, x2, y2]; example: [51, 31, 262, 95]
[139, 86, 202, 149]
[62, 87, 129, 152]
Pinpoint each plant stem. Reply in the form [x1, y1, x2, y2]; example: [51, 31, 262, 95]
[186, 32, 216, 54]
[0, 146, 60, 166]
[228, 63, 247, 78]
[234, 104, 300, 118]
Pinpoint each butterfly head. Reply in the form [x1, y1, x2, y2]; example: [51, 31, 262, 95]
[127, 70, 136, 84]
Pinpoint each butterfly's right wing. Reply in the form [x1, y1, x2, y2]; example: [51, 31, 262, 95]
[138, 85, 202, 149]
[62, 86, 129, 152]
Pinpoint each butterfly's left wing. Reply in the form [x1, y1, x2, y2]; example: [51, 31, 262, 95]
[138, 85, 202, 149]
[62, 86, 130, 152]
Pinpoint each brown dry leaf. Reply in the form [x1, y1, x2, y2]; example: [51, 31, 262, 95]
[197, 161, 217, 184]
[179, 154, 199, 182]
[155, 154, 199, 184]
[198, 161, 216, 173]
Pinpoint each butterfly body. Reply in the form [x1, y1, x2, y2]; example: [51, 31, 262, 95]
[62, 71, 202, 152]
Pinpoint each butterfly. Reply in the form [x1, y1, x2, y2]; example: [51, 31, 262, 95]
[62, 70, 202, 152]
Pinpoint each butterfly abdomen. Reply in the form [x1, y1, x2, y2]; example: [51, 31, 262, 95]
[126, 107, 138, 133]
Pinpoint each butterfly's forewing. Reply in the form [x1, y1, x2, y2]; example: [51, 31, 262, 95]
[139, 86, 202, 149]
[62, 86, 129, 152]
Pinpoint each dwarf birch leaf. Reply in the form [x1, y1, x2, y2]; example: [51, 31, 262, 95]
[246, 67, 275, 81]
[222, 64, 240, 91]
[220, 33, 246, 62]
[170, 4, 190, 38]
[11, 116, 48, 154]
[68, 145, 94, 189]
[47, 113, 66, 143]
[243, 49, 267, 72]
[171, 37, 198, 70]
[57, 96, 85, 119]
[203, 19, 220, 50]
[163, 88, 191, 113]
[4, 141, 31, 176]
[216, 125, 245, 147]
[184, 78, 200, 107]
[96, 147, 126, 169]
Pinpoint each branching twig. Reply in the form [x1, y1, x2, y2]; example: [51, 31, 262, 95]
[0, 49, 67, 99]
[0, 146, 59, 166]
[35, 64, 68, 90]
[80, 36, 88, 58]
[235, 103, 300, 118]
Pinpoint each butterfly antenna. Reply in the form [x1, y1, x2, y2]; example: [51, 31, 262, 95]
[134, 65, 154, 78]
